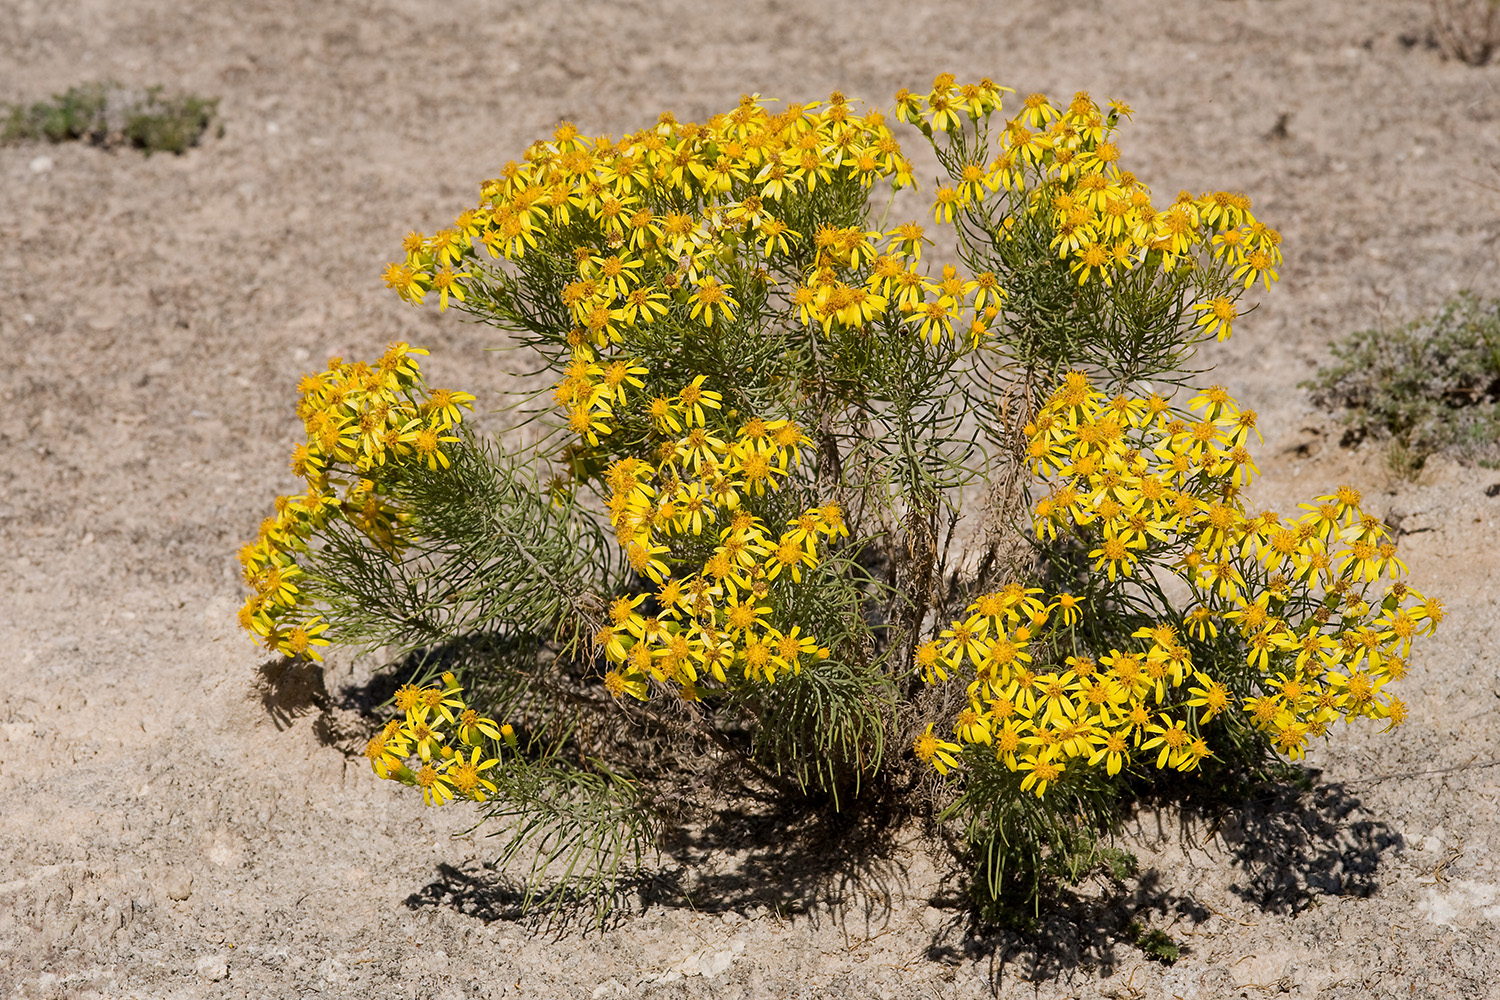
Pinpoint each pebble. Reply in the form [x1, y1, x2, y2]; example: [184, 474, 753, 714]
[700, 950, 735, 978]
[162, 871, 193, 901]
[195, 954, 229, 981]
[29, 155, 53, 174]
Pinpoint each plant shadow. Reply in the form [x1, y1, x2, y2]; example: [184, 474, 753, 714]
[324, 636, 914, 935]
[254, 656, 329, 731]
[1214, 772, 1403, 914]
[280, 649, 1401, 977]
[925, 867, 1209, 983]
[665, 785, 912, 928]
[402, 862, 688, 933]
[921, 769, 1401, 986]
[401, 781, 912, 936]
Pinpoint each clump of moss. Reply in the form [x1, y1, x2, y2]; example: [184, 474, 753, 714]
[1306, 292, 1500, 473]
[3, 82, 218, 155]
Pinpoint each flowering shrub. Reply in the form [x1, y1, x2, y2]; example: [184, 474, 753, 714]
[920, 375, 1433, 806]
[239, 76, 1436, 915]
[237, 345, 472, 658]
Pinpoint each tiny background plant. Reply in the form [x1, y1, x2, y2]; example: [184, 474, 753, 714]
[3, 81, 219, 155]
[1132, 924, 1181, 964]
[1430, 0, 1500, 65]
[1306, 292, 1500, 474]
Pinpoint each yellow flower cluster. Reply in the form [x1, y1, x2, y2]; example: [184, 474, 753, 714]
[546, 309, 852, 699]
[596, 420, 847, 699]
[383, 91, 916, 317]
[551, 312, 856, 701]
[237, 343, 474, 658]
[913, 583, 1212, 796]
[381, 95, 989, 710]
[365, 672, 512, 806]
[916, 372, 1439, 794]
[900, 75, 1281, 335]
[384, 90, 1019, 357]
[795, 224, 1007, 347]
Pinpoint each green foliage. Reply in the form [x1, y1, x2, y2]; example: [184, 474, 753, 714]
[482, 748, 658, 913]
[3, 82, 110, 144]
[958, 761, 1130, 923]
[122, 88, 219, 155]
[1132, 923, 1181, 964]
[1307, 292, 1500, 471]
[3, 82, 218, 154]
[302, 435, 619, 656]
[934, 122, 1237, 396]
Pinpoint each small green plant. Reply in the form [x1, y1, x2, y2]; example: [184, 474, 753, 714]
[1131, 923, 1181, 964]
[2, 82, 109, 144]
[3, 82, 218, 154]
[1307, 292, 1500, 473]
[238, 77, 1438, 921]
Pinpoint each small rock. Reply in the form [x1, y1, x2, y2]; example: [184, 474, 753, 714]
[700, 950, 734, 979]
[322, 956, 353, 984]
[29, 155, 53, 174]
[195, 954, 229, 981]
[163, 871, 193, 901]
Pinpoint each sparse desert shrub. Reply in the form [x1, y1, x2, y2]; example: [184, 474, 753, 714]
[1307, 292, 1500, 473]
[239, 77, 1438, 920]
[1431, 0, 1500, 65]
[3, 82, 218, 154]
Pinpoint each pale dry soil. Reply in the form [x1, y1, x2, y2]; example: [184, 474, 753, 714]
[2, 1, 1499, 997]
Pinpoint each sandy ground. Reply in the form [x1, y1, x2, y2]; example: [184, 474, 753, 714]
[3, 1, 1500, 997]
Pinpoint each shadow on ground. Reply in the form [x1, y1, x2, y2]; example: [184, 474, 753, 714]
[1217, 774, 1402, 914]
[272, 651, 1401, 976]
[922, 772, 1402, 985]
[255, 656, 330, 731]
[925, 867, 1210, 982]
[402, 782, 913, 935]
